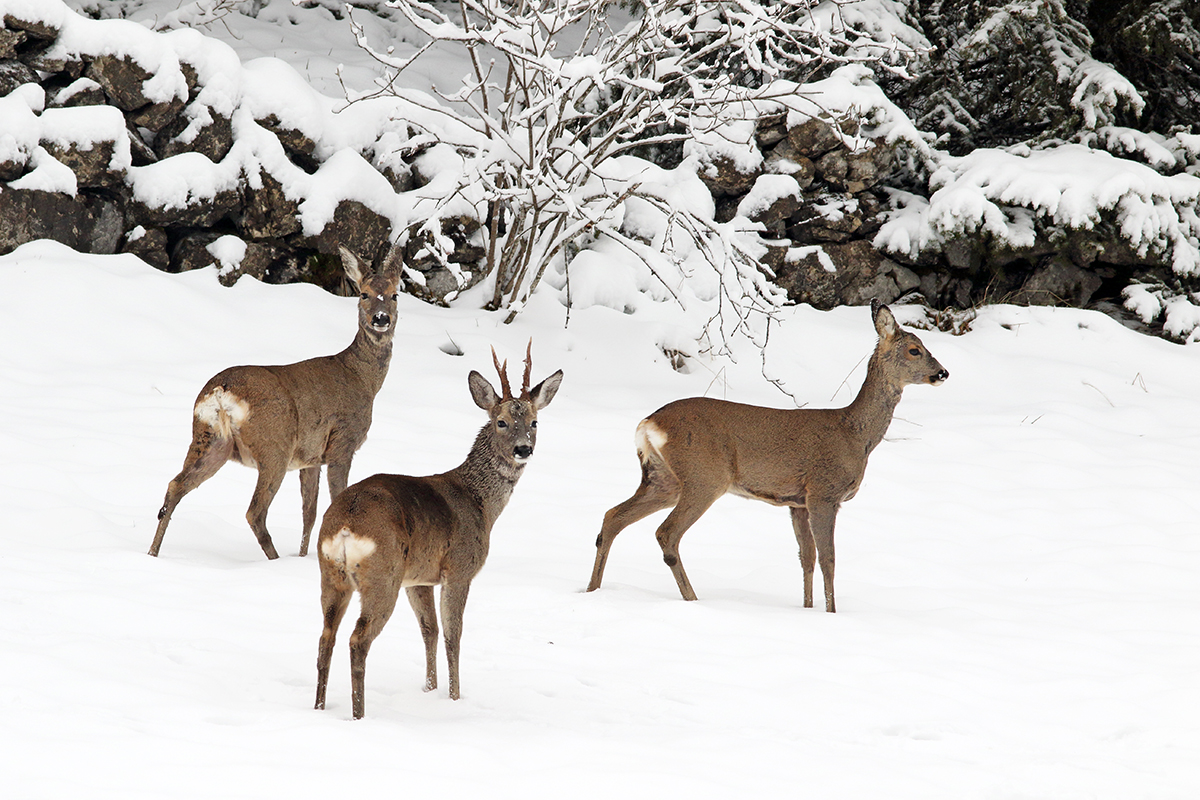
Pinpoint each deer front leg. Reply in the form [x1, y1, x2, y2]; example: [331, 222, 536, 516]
[299, 466, 320, 557]
[439, 581, 472, 700]
[789, 507, 817, 609]
[406, 585, 439, 692]
[806, 500, 839, 613]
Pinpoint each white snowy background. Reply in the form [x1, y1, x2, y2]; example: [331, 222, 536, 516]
[1, 1, 1199, 797]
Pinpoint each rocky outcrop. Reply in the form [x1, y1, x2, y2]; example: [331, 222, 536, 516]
[0, 8, 481, 303]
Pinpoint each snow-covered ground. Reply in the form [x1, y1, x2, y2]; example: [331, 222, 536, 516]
[2, 239, 1199, 798]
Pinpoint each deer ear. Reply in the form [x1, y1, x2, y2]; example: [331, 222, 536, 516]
[339, 245, 368, 292]
[873, 302, 898, 339]
[528, 370, 563, 410]
[380, 241, 405, 286]
[468, 370, 500, 411]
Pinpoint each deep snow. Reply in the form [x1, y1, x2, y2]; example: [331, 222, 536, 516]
[2, 240, 1199, 798]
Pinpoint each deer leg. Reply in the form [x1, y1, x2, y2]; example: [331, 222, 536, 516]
[298, 466, 320, 557]
[807, 500, 839, 613]
[315, 575, 352, 711]
[653, 483, 723, 602]
[587, 468, 679, 592]
[439, 581, 472, 701]
[246, 461, 286, 560]
[405, 586, 439, 692]
[149, 430, 232, 557]
[348, 586, 400, 720]
[790, 507, 817, 609]
[326, 459, 352, 503]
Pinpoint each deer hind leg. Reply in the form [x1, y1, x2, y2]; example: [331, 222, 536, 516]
[298, 466, 320, 557]
[348, 585, 401, 720]
[587, 464, 680, 592]
[806, 500, 839, 613]
[790, 507, 817, 609]
[245, 459, 287, 560]
[653, 481, 724, 602]
[314, 574, 352, 711]
[149, 428, 233, 557]
[439, 580, 472, 701]
[405, 585, 439, 692]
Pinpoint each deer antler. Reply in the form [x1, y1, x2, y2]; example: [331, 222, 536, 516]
[520, 339, 533, 400]
[491, 346, 513, 400]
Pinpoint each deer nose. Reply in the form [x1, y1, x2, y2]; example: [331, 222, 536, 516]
[513, 444, 533, 460]
[931, 368, 949, 385]
[371, 312, 391, 331]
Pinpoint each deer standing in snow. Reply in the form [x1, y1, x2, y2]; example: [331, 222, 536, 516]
[586, 301, 948, 612]
[314, 343, 563, 719]
[149, 244, 403, 560]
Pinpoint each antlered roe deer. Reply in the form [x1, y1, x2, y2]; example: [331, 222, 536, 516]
[586, 301, 948, 612]
[314, 343, 563, 719]
[149, 244, 404, 560]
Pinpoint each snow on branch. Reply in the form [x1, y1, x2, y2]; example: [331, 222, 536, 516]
[340, 0, 907, 353]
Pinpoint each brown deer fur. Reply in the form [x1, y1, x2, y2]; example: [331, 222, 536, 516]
[149, 244, 404, 560]
[586, 302, 948, 612]
[314, 343, 563, 719]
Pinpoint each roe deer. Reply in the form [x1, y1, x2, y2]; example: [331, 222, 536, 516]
[586, 301, 948, 612]
[314, 343, 563, 719]
[149, 244, 404, 560]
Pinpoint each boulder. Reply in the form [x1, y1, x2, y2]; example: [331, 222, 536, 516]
[299, 198, 392, 261]
[46, 77, 106, 108]
[697, 153, 762, 198]
[121, 225, 169, 270]
[0, 58, 36, 96]
[154, 103, 233, 162]
[0, 28, 26, 60]
[763, 137, 816, 186]
[404, 215, 487, 304]
[238, 168, 301, 239]
[256, 114, 319, 173]
[773, 239, 906, 309]
[786, 117, 845, 158]
[1010, 255, 1104, 306]
[0, 186, 124, 255]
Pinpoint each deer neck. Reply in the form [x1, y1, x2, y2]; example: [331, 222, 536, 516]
[841, 351, 904, 455]
[338, 329, 394, 397]
[452, 426, 526, 529]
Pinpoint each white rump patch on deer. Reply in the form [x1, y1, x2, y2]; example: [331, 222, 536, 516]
[635, 418, 667, 459]
[193, 387, 250, 438]
[321, 526, 377, 569]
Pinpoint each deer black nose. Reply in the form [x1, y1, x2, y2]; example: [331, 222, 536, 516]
[371, 312, 391, 330]
[932, 368, 949, 384]
[514, 445, 533, 460]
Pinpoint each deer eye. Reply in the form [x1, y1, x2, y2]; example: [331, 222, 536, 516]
[391, 293, 398, 301]
[908, 347, 921, 356]
[359, 292, 368, 300]
[530, 420, 538, 429]
[497, 420, 508, 429]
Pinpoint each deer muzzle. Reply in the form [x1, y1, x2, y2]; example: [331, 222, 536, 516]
[371, 312, 392, 332]
[930, 368, 949, 385]
[513, 444, 533, 461]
